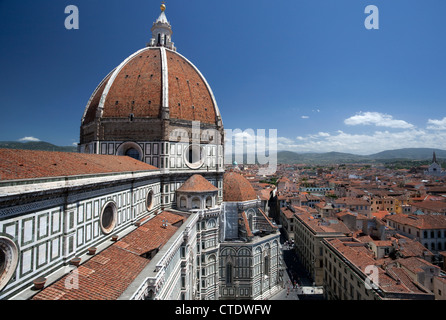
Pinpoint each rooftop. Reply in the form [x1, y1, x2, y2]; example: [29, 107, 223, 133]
[0, 149, 157, 181]
[32, 211, 184, 300]
[176, 174, 218, 193]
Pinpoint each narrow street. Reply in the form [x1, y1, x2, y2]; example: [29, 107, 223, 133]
[270, 230, 325, 300]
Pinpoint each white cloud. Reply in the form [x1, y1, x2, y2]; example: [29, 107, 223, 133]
[277, 137, 295, 144]
[427, 117, 446, 130]
[280, 129, 445, 155]
[301, 115, 309, 119]
[19, 136, 40, 142]
[344, 111, 414, 129]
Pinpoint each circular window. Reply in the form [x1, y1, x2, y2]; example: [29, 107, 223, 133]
[146, 190, 154, 211]
[125, 148, 140, 160]
[117, 142, 143, 161]
[184, 144, 205, 169]
[0, 250, 5, 276]
[0, 236, 19, 292]
[100, 202, 117, 234]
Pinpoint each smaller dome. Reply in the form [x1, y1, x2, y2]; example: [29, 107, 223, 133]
[223, 171, 257, 202]
[177, 174, 218, 193]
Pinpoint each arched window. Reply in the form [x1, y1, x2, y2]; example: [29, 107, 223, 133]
[247, 209, 256, 231]
[192, 197, 200, 209]
[180, 196, 187, 209]
[207, 219, 216, 228]
[226, 263, 233, 285]
[206, 196, 212, 208]
[264, 256, 269, 276]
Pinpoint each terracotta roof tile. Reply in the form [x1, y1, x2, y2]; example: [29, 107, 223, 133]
[32, 211, 183, 300]
[119, 213, 183, 256]
[82, 47, 218, 126]
[177, 174, 218, 193]
[386, 213, 446, 230]
[223, 171, 257, 202]
[241, 211, 254, 238]
[0, 149, 157, 181]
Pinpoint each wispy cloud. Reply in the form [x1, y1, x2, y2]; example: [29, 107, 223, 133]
[344, 111, 414, 129]
[301, 115, 309, 119]
[19, 136, 40, 142]
[427, 117, 446, 130]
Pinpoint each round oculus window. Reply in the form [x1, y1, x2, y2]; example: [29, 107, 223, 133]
[100, 202, 117, 234]
[0, 237, 19, 292]
[125, 148, 140, 161]
[184, 144, 205, 169]
[146, 190, 154, 211]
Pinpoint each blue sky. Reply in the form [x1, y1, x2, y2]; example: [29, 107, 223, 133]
[1, 0, 446, 155]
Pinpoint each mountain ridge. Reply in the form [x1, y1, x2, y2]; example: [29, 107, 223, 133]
[277, 148, 445, 164]
[0, 141, 77, 153]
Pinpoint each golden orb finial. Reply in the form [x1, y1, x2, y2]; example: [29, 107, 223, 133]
[160, 2, 166, 12]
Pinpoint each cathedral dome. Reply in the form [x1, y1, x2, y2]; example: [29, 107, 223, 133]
[223, 171, 257, 202]
[81, 47, 220, 126]
[80, 5, 223, 147]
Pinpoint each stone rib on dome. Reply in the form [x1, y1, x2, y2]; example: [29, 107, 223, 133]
[177, 174, 218, 193]
[223, 171, 257, 202]
[81, 47, 221, 127]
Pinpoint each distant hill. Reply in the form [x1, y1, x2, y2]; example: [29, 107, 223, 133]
[277, 151, 367, 164]
[277, 148, 445, 165]
[369, 148, 446, 160]
[0, 141, 77, 153]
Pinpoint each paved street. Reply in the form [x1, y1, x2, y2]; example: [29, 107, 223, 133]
[270, 231, 324, 300]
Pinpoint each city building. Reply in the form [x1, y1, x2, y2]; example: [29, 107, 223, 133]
[385, 213, 446, 253]
[322, 237, 435, 300]
[292, 207, 350, 285]
[424, 152, 446, 177]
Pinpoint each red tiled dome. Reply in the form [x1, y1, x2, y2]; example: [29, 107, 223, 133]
[223, 171, 257, 202]
[177, 174, 218, 193]
[81, 47, 220, 126]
